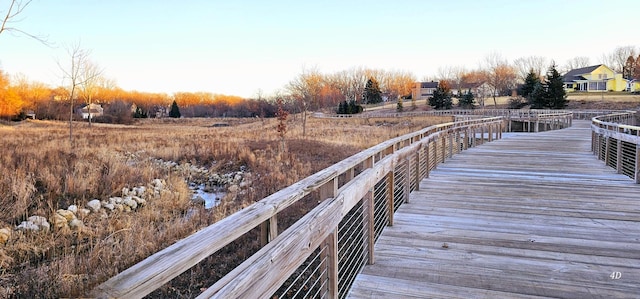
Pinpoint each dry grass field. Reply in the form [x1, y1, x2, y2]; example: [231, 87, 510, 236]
[0, 115, 451, 298]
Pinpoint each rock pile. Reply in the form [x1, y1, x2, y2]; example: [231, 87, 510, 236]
[2, 179, 169, 243]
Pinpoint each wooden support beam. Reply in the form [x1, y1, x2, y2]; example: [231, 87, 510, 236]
[404, 157, 411, 203]
[324, 230, 338, 299]
[616, 139, 623, 174]
[387, 172, 394, 226]
[364, 190, 375, 265]
[259, 215, 278, 246]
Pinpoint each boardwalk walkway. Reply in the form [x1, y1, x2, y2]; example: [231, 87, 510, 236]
[348, 120, 640, 299]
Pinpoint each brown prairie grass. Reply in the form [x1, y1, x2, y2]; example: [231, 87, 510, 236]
[0, 114, 450, 297]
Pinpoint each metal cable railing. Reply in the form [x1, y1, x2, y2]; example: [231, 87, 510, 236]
[592, 111, 640, 184]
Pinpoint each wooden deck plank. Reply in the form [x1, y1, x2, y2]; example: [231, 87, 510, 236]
[348, 121, 640, 298]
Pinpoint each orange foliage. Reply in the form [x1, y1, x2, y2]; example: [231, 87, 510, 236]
[0, 71, 23, 117]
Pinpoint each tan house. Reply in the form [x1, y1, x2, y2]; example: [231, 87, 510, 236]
[412, 81, 439, 101]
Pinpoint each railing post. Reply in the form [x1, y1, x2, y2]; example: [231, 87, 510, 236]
[319, 178, 338, 202]
[604, 136, 609, 164]
[617, 139, 623, 174]
[441, 134, 447, 163]
[488, 123, 493, 142]
[448, 132, 454, 158]
[387, 172, 394, 226]
[464, 128, 470, 150]
[322, 229, 338, 299]
[415, 146, 422, 190]
[404, 157, 411, 203]
[364, 190, 375, 265]
[425, 142, 430, 178]
[635, 143, 640, 184]
[259, 216, 278, 246]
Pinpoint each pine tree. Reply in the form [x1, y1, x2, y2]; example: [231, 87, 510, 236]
[363, 77, 383, 104]
[544, 65, 567, 109]
[458, 89, 475, 109]
[337, 101, 345, 114]
[520, 70, 541, 98]
[428, 84, 453, 110]
[169, 100, 181, 118]
[529, 82, 546, 109]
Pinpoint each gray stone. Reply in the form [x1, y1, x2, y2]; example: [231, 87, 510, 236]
[67, 205, 78, 214]
[123, 197, 138, 209]
[27, 216, 50, 231]
[87, 199, 102, 212]
[69, 219, 84, 230]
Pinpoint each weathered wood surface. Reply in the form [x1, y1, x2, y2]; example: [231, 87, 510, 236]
[348, 120, 640, 299]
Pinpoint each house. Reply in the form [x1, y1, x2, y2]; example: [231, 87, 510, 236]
[80, 103, 104, 120]
[412, 81, 439, 101]
[627, 79, 640, 92]
[563, 64, 628, 92]
[451, 82, 494, 99]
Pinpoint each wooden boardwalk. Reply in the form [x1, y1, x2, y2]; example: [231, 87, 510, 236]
[348, 120, 640, 299]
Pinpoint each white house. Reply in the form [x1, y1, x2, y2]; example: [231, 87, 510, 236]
[80, 103, 104, 120]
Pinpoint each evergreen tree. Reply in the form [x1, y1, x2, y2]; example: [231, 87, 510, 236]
[520, 70, 541, 98]
[169, 100, 181, 118]
[528, 82, 546, 108]
[544, 65, 567, 109]
[363, 77, 383, 104]
[133, 106, 148, 118]
[428, 84, 453, 110]
[458, 89, 475, 109]
[337, 101, 345, 114]
[348, 100, 363, 114]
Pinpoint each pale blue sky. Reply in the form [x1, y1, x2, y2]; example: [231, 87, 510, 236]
[1, 0, 638, 98]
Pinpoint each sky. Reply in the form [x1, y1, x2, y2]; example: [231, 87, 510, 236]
[0, 0, 638, 98]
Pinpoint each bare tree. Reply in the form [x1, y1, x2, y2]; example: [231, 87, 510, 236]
[564, 56, 591, 72]
[286, 67, 323, 137]
[79, 60, 104, 127]
[0, 0, 48, 44]
[609, 46, 637, 73]
[58, 43, 92, 146]
[483, 52, 517, 106]
[513, 56, 548, 81]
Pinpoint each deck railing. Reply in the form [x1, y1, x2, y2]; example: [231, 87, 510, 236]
[91, 112, 576, 298]
[591, 111, 640, 183]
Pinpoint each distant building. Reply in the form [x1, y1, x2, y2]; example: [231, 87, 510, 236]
[563, 64, 628, 92]
[412, 81, 439, 101]
[80, 103, 104, 120]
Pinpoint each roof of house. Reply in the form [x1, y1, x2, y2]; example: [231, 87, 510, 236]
[419, 81, 438, 88]
[563, 64, 604, 82]
[459, 82, 484, 89]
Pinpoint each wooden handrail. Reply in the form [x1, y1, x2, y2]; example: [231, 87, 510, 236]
[591, 111, 640, 183]
[91, 111, 577, 298]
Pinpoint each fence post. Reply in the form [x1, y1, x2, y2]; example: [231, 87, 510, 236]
[425, 142, 430, 178]
[364, 190, 375, 264]
[259, 216, 278, 246]
[323, 229, 338, 299]
[415, 146, 422, 190]
[404, 157, 411, 203]
[617, 138, 623, 174]
[387, 172, 394, 226]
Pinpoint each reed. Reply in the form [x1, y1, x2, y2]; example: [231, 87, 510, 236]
[0, 115, 450, 297]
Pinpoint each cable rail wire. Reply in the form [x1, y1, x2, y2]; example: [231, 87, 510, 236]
[592, 111, 640, 183]
[91, 110, 609, 299]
